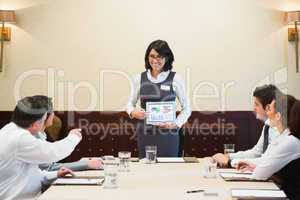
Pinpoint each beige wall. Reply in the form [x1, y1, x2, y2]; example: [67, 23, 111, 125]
[0, 0, 299, 111]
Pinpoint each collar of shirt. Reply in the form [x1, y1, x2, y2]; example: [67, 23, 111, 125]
[7, 122, 31, 135]
[8, 122, 45, 140]
[35, 131, 47, 140]
[146, 69, 170, 83]
[270, 128, 291, 146]
[264, 119, 280, 133]
[280, 128, 291, 136]
[264, 119, 270, 126]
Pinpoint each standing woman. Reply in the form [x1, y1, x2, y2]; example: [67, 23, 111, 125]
[126, 40, 191, 158]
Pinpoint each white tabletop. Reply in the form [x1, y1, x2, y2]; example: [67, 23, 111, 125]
[38, 159, 279, 200]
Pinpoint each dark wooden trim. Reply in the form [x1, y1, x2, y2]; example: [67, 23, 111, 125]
[0, 111, 263, 162]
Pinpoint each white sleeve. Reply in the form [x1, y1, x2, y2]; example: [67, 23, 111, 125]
[252, 137, 300, 180]
[230, 127, 265, 160]
[39, 170, 58, 186]
[173, 74, 191, 128]
[231, 157, 262, 167]
[16, 133, 81, 164]
[125, 74, 141, 117]
[42, 170, 57, 182]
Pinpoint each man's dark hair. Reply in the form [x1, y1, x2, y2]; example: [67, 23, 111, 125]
[34, 95, 54, 120]
[11, 95, 52, 128]
[253, 84, 281, 109]
[144, 40, 174, 72]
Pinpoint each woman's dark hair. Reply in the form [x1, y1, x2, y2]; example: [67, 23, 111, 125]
[289, 100, 300, 139]
[253, 84, 281, 109]
[11, 95, 52, 128]
[274, 93, 296, 129]
[144, 40, 174, 72]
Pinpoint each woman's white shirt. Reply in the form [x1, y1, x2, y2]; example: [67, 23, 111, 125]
[126, 70, 191, 128]
[252, 129, 300, 180]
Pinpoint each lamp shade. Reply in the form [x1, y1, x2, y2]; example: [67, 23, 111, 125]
[0, 10, 16, 23]
[286, 11, 300, 24]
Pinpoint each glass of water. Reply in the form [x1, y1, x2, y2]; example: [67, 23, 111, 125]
[203, 157, 217, 178]
[224, 144, 235, 155]
[145, 145, 157, 164]
[103, 157, 119, 189]
[118, 151, 131, 172]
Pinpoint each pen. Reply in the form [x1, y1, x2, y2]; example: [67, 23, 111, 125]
[186, 189, 205, 193]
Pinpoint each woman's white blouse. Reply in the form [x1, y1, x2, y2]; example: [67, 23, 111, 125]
[126, 70, 191, 128]
[252, 129, 300, 180]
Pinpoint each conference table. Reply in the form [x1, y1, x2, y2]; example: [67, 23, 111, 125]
[38, 158, 279, 200]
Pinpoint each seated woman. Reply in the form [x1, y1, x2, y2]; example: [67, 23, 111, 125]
[237, 94, 300, 200]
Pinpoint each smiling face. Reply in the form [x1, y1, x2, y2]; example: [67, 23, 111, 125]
[266, 100, 282, 128]
[148, 49, 166, 73]
[253, 97, 267, 121]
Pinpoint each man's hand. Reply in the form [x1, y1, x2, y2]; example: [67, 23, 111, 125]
[69, 128, 82, 140]
[156, 122, 178, 129]
[236, 161, 256, 172]
[212, 153, 229, 168]
[87, 158, 104, 170]
[57, 167, 75, 178]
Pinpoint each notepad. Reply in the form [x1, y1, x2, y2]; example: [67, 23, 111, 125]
[219, 172, 257, 181]
[231, 189, 287, 199]
[64, 174, 104, 179]
[183, 157, 199, 163]
[157, 157, 185, 163]
[217, 168, 252, 174]
[53, 178, 104, 185]
[156, 157, 199, 163]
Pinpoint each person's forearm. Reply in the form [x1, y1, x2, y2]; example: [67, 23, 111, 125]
[126, 75, 140, 117]
[48, 160, 89, 171]
[17, 133, 81, 164]
[229, 149, 262, 160]
[39, 163, 52, 171]
[175, 108, 191, 128]
[231, 157, 261, 168]
[41, 170, 58, 185]
[230, 131, 265, 160]
[173, 75, 191, 128]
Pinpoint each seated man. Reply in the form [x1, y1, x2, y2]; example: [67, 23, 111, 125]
[0, 95, 82, 200]
[213, 85, 281, 167]
[34, 95, 103, 171]
[237, 94, 300, 200]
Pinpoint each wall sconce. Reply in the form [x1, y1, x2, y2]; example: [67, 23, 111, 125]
[0, 10, 16, 72]
[286, 11, 300, 73]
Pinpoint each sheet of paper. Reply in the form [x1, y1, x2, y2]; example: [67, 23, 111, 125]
[217, 168, 252, 174]
[157, 157, 185, 163]
[231, 189, 286, 198]
[53, 178, 103, 185]
[220, 172, 253, 179]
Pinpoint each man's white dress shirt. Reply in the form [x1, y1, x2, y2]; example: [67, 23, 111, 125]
[229, 119, 280, 166]
[0, 122, 81, 200]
